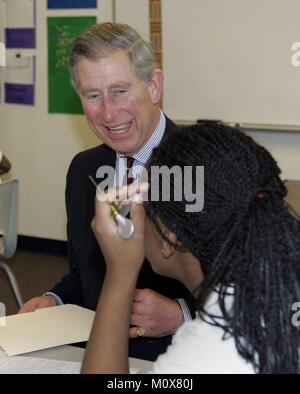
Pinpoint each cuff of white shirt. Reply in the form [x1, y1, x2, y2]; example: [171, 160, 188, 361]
[43, 292, 64, 306]
[176, 298, 192, 323]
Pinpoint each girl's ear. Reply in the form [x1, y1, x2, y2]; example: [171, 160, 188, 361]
[160, 231, 178, 259]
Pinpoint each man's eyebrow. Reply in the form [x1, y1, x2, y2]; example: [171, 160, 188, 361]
[79, 82, 131, 94]
[79, 87, 100, 94]
[110, 82, 131, 89]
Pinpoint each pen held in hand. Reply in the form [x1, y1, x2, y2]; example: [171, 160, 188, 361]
[88, 175, 135, 240]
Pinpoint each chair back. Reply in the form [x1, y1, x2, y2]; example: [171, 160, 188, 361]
[0, 179, 18, 258]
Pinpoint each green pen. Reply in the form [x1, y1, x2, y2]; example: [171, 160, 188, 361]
[89, 175, 135, 240]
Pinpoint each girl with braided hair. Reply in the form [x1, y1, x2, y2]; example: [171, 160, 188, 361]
[82, 122, 300, 374]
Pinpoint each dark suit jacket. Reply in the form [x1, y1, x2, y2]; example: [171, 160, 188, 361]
[50, 117, 195, 361]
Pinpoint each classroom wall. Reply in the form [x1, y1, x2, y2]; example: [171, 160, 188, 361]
[116, 0, 300, 181]
[245, 130, 300, 181]
[0, 0, 112, 241]
[0, 0, 299, 242]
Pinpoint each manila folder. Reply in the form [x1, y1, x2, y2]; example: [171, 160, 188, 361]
[0, 304, 95, 356]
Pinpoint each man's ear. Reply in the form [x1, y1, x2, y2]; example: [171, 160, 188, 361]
[160, 231, 178, 259]
[148, 69, 164, 105]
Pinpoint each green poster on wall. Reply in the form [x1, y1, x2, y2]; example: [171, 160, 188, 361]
[48, 16, 96, 114]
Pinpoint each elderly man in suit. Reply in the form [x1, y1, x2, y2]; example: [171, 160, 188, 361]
[18, 22, 195, 361]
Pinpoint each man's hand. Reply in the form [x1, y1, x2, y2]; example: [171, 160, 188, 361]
[17, 295, 58, 314]
[129, 289, 184, 338]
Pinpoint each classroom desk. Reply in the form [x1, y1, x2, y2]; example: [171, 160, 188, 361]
[21, 345, 153, 373]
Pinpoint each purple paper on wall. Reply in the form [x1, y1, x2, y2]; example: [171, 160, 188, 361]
[5, 83, 34, 105]
[6, 28, 36, 49]
[48, 0, 97, 8]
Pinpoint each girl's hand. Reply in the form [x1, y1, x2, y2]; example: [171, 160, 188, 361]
[91, 182, 149, 280]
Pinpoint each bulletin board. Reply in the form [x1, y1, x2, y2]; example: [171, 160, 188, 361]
[47, 16, 96, 114]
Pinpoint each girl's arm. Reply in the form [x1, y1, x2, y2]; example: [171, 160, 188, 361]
[81, 184, 148, 374]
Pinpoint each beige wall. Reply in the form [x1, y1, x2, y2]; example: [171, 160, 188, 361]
[0, 0, 112, 240]
[117, 0, 300, 179]
[0, 0, 299, 241]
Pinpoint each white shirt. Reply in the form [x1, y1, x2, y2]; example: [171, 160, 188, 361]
[149, 291, 254, 374]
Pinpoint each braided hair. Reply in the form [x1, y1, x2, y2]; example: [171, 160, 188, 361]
[145, 122, 300, 373]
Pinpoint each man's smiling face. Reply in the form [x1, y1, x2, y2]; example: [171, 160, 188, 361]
[77, 50, 162, 155]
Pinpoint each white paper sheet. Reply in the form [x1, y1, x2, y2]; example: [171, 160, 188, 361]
[3, 54, 35, 83]
[0, 348, 143, 374]
[0, 304, 95, 356]
[2, 0, 35, 28]
[0, 351, 81, 374]
[0, 43, 5, 67]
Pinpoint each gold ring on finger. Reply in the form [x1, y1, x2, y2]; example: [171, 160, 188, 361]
[137, 327, 145, 337]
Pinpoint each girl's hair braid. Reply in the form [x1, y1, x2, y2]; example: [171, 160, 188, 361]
[145, 122, 300, 373]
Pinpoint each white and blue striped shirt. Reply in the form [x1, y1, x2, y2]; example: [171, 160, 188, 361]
[114, 109, 166, 186]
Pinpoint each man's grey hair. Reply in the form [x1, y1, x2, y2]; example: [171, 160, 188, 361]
[69, 22, 157, 90]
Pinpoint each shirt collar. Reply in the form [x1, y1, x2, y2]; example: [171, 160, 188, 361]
[117, 110, 166, 165]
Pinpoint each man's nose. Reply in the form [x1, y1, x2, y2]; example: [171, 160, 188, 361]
[101, 95, 119, 123]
